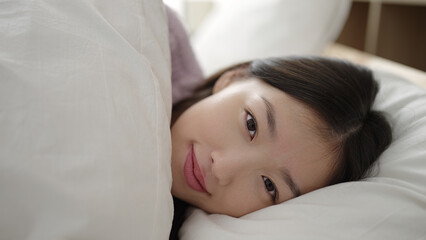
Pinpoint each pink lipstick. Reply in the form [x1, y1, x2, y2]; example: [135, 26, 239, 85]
[184, 145, 209, 194]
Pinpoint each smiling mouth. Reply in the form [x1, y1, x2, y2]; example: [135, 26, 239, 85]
[183, 145, 209, 194]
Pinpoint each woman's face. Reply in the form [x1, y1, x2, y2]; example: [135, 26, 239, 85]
[171, 73, 336, 217]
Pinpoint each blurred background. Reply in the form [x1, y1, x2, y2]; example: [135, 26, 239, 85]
[164, 0, 426, 74]
[337, 0, 426, 71]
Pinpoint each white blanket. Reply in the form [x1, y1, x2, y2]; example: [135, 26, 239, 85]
[0, 0, 173, 239]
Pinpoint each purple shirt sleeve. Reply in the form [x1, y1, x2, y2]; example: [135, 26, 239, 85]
[166, 6, 204, 104]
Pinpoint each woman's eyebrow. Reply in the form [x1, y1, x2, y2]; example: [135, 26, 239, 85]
[281, 167, 301, 198]
[260, 97, 300, 197]
[261, 96, 276, 139]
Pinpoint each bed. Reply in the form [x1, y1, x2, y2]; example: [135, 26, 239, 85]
[177, 1, 426, 239]
[1, 0, 425, 240]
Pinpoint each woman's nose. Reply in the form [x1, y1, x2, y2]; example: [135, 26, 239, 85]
[211, 150, 252, 186]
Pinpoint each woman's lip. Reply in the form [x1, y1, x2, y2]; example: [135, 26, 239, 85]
[192, 148, 209, 193]
[183, 145, 209, 194]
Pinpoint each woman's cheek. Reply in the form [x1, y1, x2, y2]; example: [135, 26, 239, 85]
[207, 109, 233, 141]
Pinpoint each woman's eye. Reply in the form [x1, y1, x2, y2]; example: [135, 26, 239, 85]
[246, 112, 257, 140]
[262, 176, 278, 203]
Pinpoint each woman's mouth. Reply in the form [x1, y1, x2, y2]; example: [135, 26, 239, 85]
[183, 144, 209, 194]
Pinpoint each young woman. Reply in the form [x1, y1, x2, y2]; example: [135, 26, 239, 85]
[169, 56, 392, 239]
[166, 6, 392, 240]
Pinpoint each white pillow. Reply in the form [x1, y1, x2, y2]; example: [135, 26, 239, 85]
[0, 0, 172, 239]
[180, 70, 426, 239]
[192, 0, 351, 76]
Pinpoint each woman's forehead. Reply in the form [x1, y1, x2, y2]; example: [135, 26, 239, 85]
[229, 77, 335, 172]
[251, 85, 335, 186]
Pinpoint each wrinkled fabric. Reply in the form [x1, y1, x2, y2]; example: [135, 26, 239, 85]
[166, 6, 204, 104]
[0, 0, 173, 239]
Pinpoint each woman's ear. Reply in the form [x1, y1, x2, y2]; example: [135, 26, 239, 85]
[213, 70, 235, 94]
